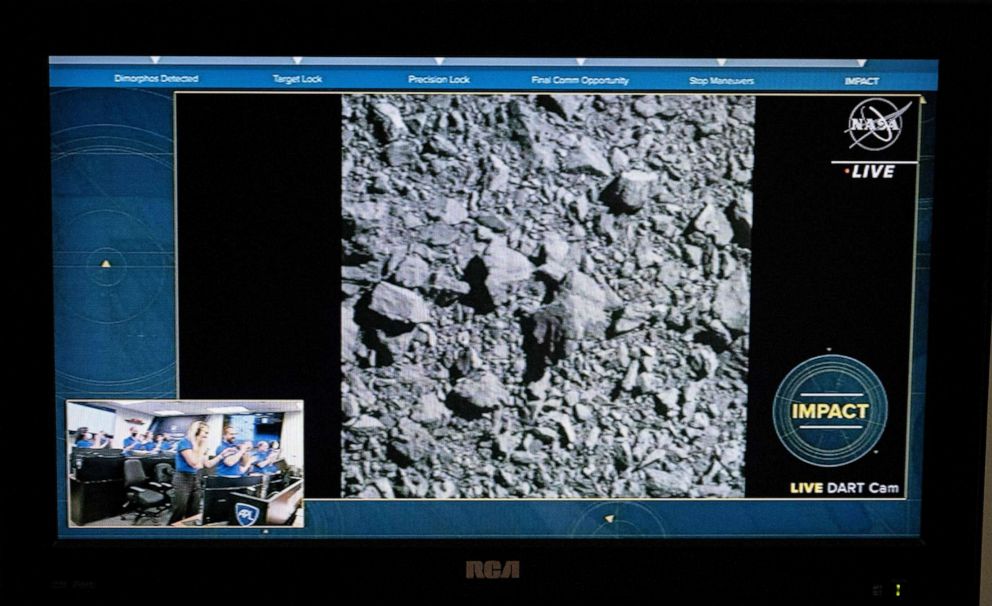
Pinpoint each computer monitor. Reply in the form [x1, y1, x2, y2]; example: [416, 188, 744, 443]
[201, 475, 265, 525]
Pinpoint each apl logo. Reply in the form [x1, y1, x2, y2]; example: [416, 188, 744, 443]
[845, 97, 913, 150]
[235, 503, 260, 526]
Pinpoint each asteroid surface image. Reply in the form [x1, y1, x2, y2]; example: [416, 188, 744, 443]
[340, 94, 753, 499]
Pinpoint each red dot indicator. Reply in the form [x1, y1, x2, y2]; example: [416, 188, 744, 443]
[844, 168, 850, 174]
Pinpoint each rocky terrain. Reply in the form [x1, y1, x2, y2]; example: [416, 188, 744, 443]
[340, 93, 753, 498]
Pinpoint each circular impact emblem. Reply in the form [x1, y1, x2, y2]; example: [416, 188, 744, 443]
[773, 354, 888, 467]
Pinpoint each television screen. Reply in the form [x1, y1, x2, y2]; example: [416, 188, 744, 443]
[50, 55, 937, 539]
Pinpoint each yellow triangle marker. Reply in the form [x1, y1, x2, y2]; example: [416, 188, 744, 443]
[100, 260, 112, 268]
[604, 515, 615, 523]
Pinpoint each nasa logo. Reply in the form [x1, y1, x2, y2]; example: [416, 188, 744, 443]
[235, 503, 260, 526]
[845, 98, 913, 151]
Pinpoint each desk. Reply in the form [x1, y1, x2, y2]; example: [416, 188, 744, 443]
[68, 452, 175, 525]
[69, 475, 125, 524]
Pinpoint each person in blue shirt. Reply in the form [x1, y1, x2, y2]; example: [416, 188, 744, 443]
[74, 426, 111, 449]
[138, 431, 157, 452]
[145, 433, 170, 454]
[91, 430, 110, 449]
[167, 421, 236, 525]
[149, 433, 176, 454]
[251, 441, 279, 474]
[121, 427, 141, 454]
[74, 431, 94, 448]
[215, 427, 255, 478]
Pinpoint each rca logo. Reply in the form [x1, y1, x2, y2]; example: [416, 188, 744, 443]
[465, 560, 520, 579]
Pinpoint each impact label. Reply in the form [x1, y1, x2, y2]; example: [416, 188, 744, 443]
[773, 354, 888, 467]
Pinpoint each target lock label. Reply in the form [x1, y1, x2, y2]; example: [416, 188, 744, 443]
[773, 355, 888, 467]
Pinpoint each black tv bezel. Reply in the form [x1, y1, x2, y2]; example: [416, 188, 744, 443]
[16, 1, 992, 602]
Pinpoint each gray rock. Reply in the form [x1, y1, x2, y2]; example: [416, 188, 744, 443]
[389, 418, 435, 466]
[412, 393, 451, 426]
[584, 426, 602, 450]
[482, 241, 534, 298]
[357, 485, 381, 498]
[635, 246, 664, 269]
[621, 360, 639, 391]
[475, 213, 511, 232]
[565, 138, 612, 176]
[510, 451, 538, 465]
[486, 155, 510, 191]
[572, 194, 590, 220]
[343, 201, 387, 225]
[342, 395, 361, 419]
[601, 170, 659, 214]
[644, 468, 693, 496]
[532, 426, 558, 444]
[696, 318, 734, 351]
[341, 303, 361, 364]
[721, 445, 742, 466]
[350, 415, 385, 433]
[636, 372, 659, 394]
[713, 270, 749, 332]
[431, 480, 458, 498]
[342, 265, 375, 284]
[426, 134, 459, 157]
[429, 271, 471, 297]
[555, 292, 608, 342]
[442, 198, 469, 224]
[369, 282, 432, 324]
[611, 306, 648, 335]
[384, 140, 417, 166]
[633, 96, 661, 117]
[597, 213, 619, 242]
[507, 98, 541, 146]
[450, 373, 510, 412]
[655, 388, 680, 411]
[376, 329, 415, 360]
[556, 414, 576, 445]
[693, 203, 734, 246]
[687, 345, 719, 379]
[496, 468, 517, 487]
[681, 382, 701, 418]
[567, 270, 622, 308]
[542, 232, 570, 263]
[527, 270, 624, 359]
[683, 244, 704, 266]
[527, 371, 551, 400]
[537, 261, 568, 282]
[495, 432, 520, 457]
[539, 95, 582, 120]
[450, 347, 482, 379]
[422, 223, 461, 246]
[392, 254, 430, 288]
[522, 305, 568, 374]
[371, 102, 408, 142]
[729, 191, 753, 246]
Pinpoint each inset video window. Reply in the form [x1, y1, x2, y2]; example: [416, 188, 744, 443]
[66, 400, 303, 528]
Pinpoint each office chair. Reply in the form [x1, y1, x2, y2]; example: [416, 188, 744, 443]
[121, 458, 167, 524]
[152, 463, 176, 506]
